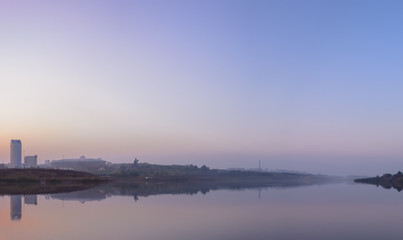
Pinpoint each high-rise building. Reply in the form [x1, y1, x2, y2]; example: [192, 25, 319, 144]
[10, 140, 22, 168]
[24, 155, 38, 168]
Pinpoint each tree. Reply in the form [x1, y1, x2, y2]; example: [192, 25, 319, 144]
[200, 165, 209, 171]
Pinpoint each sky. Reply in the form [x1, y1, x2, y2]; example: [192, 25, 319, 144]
[1, 0, 403, 175]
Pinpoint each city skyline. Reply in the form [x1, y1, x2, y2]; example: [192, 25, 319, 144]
[1, 0, 403, 175]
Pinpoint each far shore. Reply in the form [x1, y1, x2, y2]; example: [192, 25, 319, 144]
[354, 171, 403, 191]
[0, 167, 342, 195]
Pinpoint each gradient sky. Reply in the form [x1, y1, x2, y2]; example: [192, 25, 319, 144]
[1, 0, 403, 175]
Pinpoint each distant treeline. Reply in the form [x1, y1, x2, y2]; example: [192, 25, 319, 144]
[355, 171, 403, 191]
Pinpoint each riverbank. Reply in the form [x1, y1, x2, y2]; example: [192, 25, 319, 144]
[0, 168, 341, 195]
[111, 169, 341, 187]
[354, 172, 403, 191]
[0, 169, 108, 195]
[0, 168, 108, 183]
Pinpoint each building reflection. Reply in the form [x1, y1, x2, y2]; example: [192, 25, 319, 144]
[6, 181, 308, 221]
[24, 195, 38, 205]
[10, 195, 22, 221]
[10, 195, 39, 221]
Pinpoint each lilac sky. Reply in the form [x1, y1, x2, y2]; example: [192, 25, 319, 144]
[1, 0, 403, 175]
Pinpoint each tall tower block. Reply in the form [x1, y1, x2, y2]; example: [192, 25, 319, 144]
[10, 140, 22, 168]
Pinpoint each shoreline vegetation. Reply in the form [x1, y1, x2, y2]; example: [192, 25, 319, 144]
[111, 170, 340, 186]
[0, 169, 107, 195]
[354, 172, 403, 191]
[0, 164, 343, 195]
[103, 162, 341, 185]
[0, 169, 107, 183]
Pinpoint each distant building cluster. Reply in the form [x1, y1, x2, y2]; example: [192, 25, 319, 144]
[50, 156, 107, 171]
[9, 140, 38, 168]
[7, 139, 107, 171]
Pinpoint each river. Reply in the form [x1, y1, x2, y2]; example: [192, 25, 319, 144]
[0, 181, 401, 240]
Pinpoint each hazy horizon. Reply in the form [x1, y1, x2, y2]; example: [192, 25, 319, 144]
[1, 0, 403, 176]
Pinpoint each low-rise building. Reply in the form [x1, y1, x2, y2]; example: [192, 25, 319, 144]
[24, 155, 38, 168]
[51, 156, 107, 172]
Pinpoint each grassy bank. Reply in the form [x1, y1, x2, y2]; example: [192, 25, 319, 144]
[0, 168, 108, 183]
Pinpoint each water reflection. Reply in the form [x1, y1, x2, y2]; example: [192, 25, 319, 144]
[24, 195, 38, 205]
[47, 180, 340, 203]
[10, 195, 22, 221]
[9, 195, 39, 221]
[6, 180, 342, 222]
[49, 189, 108, 203]
[2, 181, 403, 240]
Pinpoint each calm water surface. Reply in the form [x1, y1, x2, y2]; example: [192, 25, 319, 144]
[1, 182, 402, 240]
